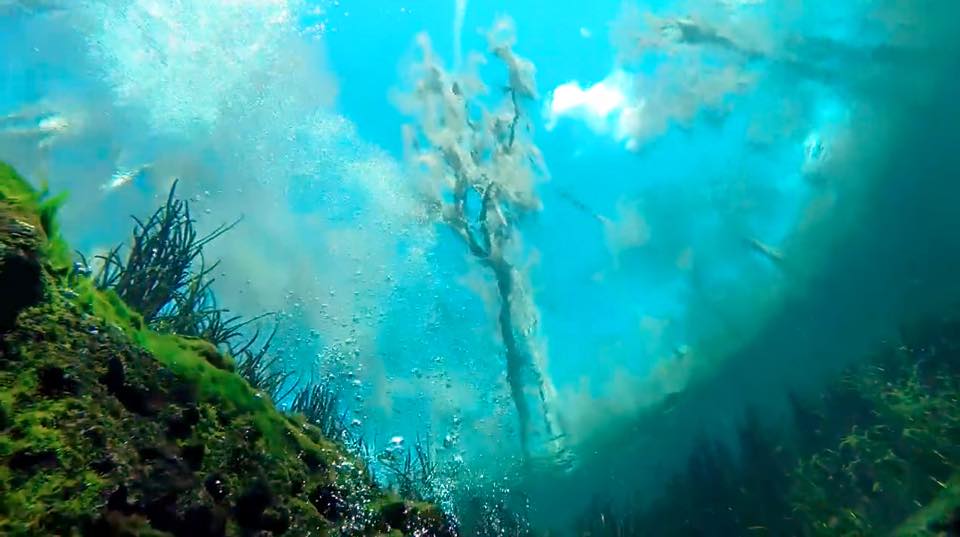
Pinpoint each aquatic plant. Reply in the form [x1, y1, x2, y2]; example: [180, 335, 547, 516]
[0, 162, 455, 536]
[93, 177, 301, 405]
[454, 478, 533, 537]
[399, 18, 568, 462]
[576, 308, 960, 536]
[380, 434, 439, 503]
[290, 380, 349, 443]
[95, 179, 237, 327]
[789, 330, 960, 535]
[153, 264, 271, 349]
[232, 322, 297, 404]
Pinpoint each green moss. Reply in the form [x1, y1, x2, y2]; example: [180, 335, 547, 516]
[136, 330, 341, 467]
[74, 280, 145, 332]
[0, 162, 39, 203]
[0, 380, 111, 535]
[0, 391, 10, 430]
[144, 332, 266, 406]
[71, 266, 303, 458]
[1, 161, 451, 536]
[0, 436, 14, 458]
[181, 336, 236, 371]
[37, 190, 67, 241]
[1, 165, 305, 458]
[2, 469, 107, 536]
[0, 163, 71, 272]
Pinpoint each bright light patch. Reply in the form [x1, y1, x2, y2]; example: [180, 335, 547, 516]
[545, 70, 638, 147]
[550, 83, 589, 116]
[585, 83, 627, 117]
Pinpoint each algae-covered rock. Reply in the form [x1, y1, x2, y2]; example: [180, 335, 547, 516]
[0, 164, 455, 537]
[0, 204, 43, 330]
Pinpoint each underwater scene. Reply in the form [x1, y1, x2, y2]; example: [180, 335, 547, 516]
[1, 0, 960, 535]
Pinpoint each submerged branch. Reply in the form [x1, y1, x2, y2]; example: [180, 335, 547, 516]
[401, 20, 570, 463]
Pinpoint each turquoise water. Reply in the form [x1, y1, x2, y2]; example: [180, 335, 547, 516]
[2, 0, 960, 534]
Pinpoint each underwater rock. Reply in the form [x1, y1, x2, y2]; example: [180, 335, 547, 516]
[182, 504, 228, 537]
[204, 473, 230, 502]
[166, 405, 201, 439]
[0, 163, 453, 536]
[376, 500, 457, 536]
[234, 480, 275, 530]
[9, 448, 58, 473]
[37, 364, 80, 395]
[0, 212, 42, 331]
[309, 483, 348, 522]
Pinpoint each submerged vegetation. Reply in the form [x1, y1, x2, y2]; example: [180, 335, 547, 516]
[291, 381, 350, 445]
[0, 162, 453, 536]
[21, 161, 954, 535]
[94, 180, 238, 329]
[570, 309, 960, 536]
[93, 179, 299, 404]
[5, 149, 960, 535]
[1, 3, 958, 534]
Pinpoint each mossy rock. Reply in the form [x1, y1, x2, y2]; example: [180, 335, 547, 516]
[373, 499, 456, 535]
[0, 164, 455, 537]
